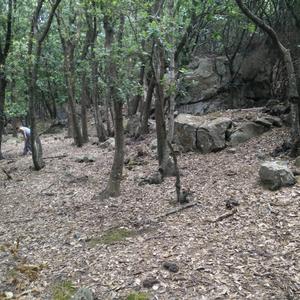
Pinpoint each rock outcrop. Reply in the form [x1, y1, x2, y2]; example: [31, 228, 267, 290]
[259, 161, 295, 190]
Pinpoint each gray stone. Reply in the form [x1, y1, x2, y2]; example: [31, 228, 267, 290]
[149, 139, 157, 151]
[229, 121, 270, 146]
[174, 114, 232, 153]
[72, 287, 94, 300]
[126, 113, 141, 137]
[254, 118, 272, 128]
[100, 137, 115, 150]
[259, 161, 296, 190]
[75, 156, 96, 163]
[295, 156, 300, 168]
[263, 115, 282, 127]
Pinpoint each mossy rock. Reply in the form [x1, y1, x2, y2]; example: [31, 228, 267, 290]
[52, 280, 76, 300]
[126, 292, 149, 300]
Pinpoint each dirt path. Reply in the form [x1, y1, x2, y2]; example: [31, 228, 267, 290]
[0, 117, 299, 299]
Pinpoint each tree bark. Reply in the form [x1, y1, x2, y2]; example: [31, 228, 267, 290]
[27, 0, 61, 170]
[0, 0, 13, 159]
[235, 0, 300, 155]
[100, 15, 125, 198]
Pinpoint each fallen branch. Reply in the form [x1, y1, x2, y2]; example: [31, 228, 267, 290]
[2, 168, 12, 180]
[157, 202, 199, 219]
[4, 218, 34, 224]
[205, 208, 238, 223]
[43, 154, 68, 160]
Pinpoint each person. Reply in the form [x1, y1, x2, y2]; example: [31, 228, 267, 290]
[17, 126, 31, 155]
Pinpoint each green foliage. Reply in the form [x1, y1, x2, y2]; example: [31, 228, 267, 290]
[5, 100, 27, 118]
[88, 228, 135, 246]
[52, 280, 76, 300]
[126, 292, 149, 300]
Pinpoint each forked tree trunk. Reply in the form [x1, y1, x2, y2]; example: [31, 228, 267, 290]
[235, 0, 300, 155]
[100, 15, 125, 199]
[62, 43, 83, 147]
[27, 0, 61, 170]
[91, 42, 106, 142]
[152, 40, 174, 177]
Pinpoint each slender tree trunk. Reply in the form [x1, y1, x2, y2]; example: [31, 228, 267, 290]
[167, 50, 176, 142]
[63, 43, 83, 147]
[27, 0, 61, 170]
[80, 73, 89, 143]
[91, 45, 106, 142]
[100, 15, 125, 198]
[139, 75, 155, 135]
[0, 77, 7, 160]
[0, 0, 13, 159]
[152, 40, 174, 177]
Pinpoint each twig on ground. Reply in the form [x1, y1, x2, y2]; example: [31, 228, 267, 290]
[2, 168, 12, 180]
[40, 182, 55, 194]
[157, 202, 199, 219]
[43, 154, 68, 160]
[205, 207, 238, 223]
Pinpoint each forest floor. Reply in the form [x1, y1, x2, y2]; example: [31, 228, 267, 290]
[0, 109, 299, 300]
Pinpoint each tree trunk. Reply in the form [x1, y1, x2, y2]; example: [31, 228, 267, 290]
[167, 50, 176, 142]
[91, 45, 106, 142]
[139, 75, 155, 135]
[152, 40, 174, 177]
[0, 0, 13, 160]
[63, 42, 83, 147]
[80, 73, 89, 143]
[235, 0, 300, 155]
[0, 76, 7, 160]
[100, 15, 124, 198]
[104, 100, 124, 197]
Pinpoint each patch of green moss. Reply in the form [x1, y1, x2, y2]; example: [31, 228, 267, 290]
[52, 280, 76, 300]
[126, 292, 149, 300]
[88, 228, 135, 247]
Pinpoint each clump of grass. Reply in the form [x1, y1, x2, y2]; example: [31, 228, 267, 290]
[52, 280, 76, 300]
[88, 228, 135, 247]
[126, 292, 149, 300]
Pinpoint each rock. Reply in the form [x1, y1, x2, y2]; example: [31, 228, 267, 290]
[100, 137, 115, 150]
[4, 292, 14, 299]
[295, 156, 300, 168]
[227, 148, 236, 154]
[295, 176, 300, 185]
[126, 113, 141, 137]
[263, 115, 282, 127]
[259, 161, 296, 190]
[196, 117, 232, 153]
[75, 156, 96, 163]
[142, 277, 160, 288]
[149, 139, 157, 151]
[254, 118, 272, 128]
[174, 114, 198, 151]
[225, 198, 240, 209]
[229, 121, 270, 146]
[174, 114, 232, 153]
[163, 261, 179, 273]
[72, 287, 94, 300]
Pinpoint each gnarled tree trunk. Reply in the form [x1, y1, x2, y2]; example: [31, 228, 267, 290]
[236, 0, 300, 156]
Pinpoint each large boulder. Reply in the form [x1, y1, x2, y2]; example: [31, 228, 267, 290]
[196, 117, 232, 153]
[174, 114, 232, 153]
[259, 161, 296, 190]
[229, 121, 270, 146]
